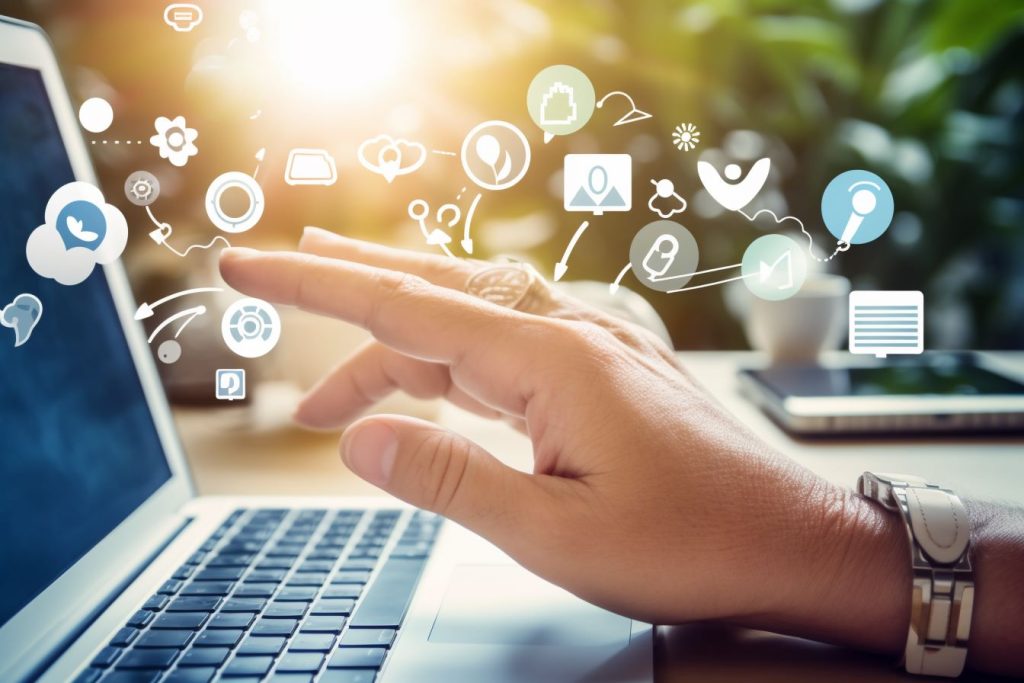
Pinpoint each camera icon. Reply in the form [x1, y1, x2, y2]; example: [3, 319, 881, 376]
[215, 369, 246, 401]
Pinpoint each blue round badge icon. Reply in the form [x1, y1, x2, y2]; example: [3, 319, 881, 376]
[56, 199, 107, 251]
[820, 170, 894, 246]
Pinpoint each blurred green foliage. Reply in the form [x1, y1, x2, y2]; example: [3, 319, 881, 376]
[4, 0, 1022, 349]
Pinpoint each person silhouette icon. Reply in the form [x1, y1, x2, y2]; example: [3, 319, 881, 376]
[697, 157, 771, 211]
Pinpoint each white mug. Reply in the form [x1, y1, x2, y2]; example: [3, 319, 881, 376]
[743, 273, 850, 364]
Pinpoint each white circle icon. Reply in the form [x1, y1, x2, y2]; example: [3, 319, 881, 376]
[79, 97, 113, 133]
[221, 297, 281, 358]
[460, 120, 531, 191]
[206, 171, 264, 233]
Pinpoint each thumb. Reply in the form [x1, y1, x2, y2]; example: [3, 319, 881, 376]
[340, 415, 540, 543]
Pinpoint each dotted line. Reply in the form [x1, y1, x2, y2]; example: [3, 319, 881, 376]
[91, 140, 145, 145]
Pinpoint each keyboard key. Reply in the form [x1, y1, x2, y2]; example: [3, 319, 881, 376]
[102, 671, 160, 683]
[177, 647, 230, 667]
[320, 671, 377, 683]
[208, 554, 254, 567]
[142, 595, 169, 611]
[264, 601, 308, 619]
[126, 610, 154, 628]
[297, 560, 334, 573]
[348, 559, 425, 628]
[331, 571, 371, 584]
[194, 629, 244, 647]
[163, 667, 216, 683]
[300, 616, 347, 634]
[115, 648, 179, 669]
[277, 652, 325, 672]
[109, 627, 139, 647]
[208, 612, 255, 630]
[235, 583, 276, 598]
[152, 612, 209, 630]
[246, 569, 287, 583]
[339, 629, 395, 648]
[252, 617, 298, 636]
[181, 582, 234, 596]
[289, 633, 335, 651]
[327, 647, 386, 669]
[91, 646, 122, 668]
[311, 599, 355, 616]
[237, 635, 286, 655]
[277, 586, 318, 601]
[323, 585, 361, 600]
[222, 655, 273, 676]
[340, 560, 376, 571]
[158, 579, 183, 595]
[288, 572, 329, 586]
[135, 629, 194, 649]
[167, 597, 221, 612]
[256, 558, 294, 570]
[222, 597, 267, 612]
[172, 565, 197, 580]
[194, 567, 245, 581]
[272, 672, 316, 683]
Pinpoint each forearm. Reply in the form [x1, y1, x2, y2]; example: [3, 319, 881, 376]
[751, 481, 1024, 676]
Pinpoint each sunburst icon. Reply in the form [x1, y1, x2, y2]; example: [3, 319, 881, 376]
[672, 123, 701, 152]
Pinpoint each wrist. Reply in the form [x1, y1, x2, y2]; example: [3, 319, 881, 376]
[750, 478, 911, 652]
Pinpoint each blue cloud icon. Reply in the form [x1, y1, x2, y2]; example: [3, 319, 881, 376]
[1, 293, 43, 347]
[26, 182, 127, 286]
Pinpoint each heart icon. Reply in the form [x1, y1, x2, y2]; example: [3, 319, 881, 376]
[357, 134, 427, 184]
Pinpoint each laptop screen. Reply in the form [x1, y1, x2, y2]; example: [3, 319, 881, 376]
[0, 63, 172, 627]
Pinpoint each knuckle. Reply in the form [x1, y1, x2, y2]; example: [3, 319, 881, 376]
[366, 270, 431, 329]
[414, 431, 470, 515]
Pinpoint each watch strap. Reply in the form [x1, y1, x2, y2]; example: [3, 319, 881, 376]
[858, 472, 974, 677]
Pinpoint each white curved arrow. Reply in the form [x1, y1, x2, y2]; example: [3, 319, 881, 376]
[135, 287, 223, 320]
[146, 305, 207, 344]
[554, 220, 590, 282]
[461, 193, 482, 255]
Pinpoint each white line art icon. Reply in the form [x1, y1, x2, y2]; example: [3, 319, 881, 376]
[596, 91, 652, 127]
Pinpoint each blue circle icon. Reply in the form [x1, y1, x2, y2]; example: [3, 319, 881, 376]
[821, 170, 894, 246]
[56, 199, 107, 251]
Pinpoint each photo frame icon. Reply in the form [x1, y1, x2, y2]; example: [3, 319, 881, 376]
[215, 369, 246, 401]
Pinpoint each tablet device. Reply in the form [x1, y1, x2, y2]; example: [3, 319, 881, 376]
[739, 353, 1024, 436]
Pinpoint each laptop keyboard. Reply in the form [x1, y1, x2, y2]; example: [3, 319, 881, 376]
[75, 507, 442, 683]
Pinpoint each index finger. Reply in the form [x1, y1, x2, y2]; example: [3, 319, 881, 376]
[219, 247, 551, 414]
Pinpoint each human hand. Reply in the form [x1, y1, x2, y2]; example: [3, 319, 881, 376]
[218, 231, 910, 649]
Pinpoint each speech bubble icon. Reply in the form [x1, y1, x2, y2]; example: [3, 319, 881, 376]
[164, 3, 203, 32]
[527, 65, 595, 144]
[56, 200, 107, 251]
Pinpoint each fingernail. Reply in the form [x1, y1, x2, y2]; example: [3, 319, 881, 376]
[341, 421, 397, 487]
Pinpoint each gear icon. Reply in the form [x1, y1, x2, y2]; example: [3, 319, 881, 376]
[124, 170, 161, 207]
[150, 115, 198, 167]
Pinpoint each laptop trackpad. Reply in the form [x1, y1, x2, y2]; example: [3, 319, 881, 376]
[428, 564, 631, 646]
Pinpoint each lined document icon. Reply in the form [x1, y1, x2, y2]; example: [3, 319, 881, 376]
[849, 290, 924, 358]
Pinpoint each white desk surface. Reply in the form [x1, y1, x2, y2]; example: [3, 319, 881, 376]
[180, 351, 1024, 682]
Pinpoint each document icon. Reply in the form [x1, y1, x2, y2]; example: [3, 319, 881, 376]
[848, 291, 924, 358]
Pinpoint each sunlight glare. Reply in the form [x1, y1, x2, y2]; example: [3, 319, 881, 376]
[264, 0, 406, 99]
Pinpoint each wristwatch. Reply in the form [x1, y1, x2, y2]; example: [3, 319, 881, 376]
[857, 472, 974, 677]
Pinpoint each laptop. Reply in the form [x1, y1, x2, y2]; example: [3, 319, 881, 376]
[0, 16, 652, 683]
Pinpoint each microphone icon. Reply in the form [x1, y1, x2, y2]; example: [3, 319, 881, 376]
[836, 180, 880, 252]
